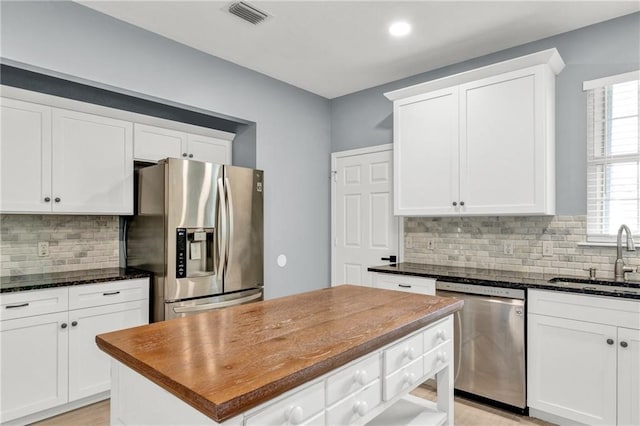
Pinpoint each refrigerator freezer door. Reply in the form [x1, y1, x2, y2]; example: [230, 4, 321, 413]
[222, 165, 264, 293]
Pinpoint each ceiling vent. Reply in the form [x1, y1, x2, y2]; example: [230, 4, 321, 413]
[228, 2, 270, 25]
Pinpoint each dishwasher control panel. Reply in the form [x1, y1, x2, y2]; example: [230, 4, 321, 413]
[436, 281, 525, 299]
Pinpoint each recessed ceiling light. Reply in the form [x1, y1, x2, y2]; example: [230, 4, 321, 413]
[389, 21, 411, 37]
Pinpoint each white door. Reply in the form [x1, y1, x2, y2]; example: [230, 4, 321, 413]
[332, 145, 399, 286]
[618, 327, 640, 426]
[52, 108, 133, 214]
[0, 98, 52, 213]
[187, 134, 232, 164]
[528, 314, 617, 425]
[0, 312, 69, 422]
[68, 301, 148, 401]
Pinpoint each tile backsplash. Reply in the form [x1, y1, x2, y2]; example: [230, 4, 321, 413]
[405, 215, 639, 280]
[0, 215, 120, 276]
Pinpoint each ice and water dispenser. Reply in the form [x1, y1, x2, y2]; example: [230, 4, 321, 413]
[176, 228, 215, 278]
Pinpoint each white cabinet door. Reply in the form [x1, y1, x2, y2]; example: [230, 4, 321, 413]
[68, 300, 148, 401]
[460, 67, 552, 215]
[394, 87, 459, 216]
[528, 314, 617, 425]
[52, 109, 133, 214]
[618, 327, 640, 426]
[133, 123, 187, 162]
[0, 312, 69, 422]
[187, 134, 231, 164]
[0, 98, 52, 213]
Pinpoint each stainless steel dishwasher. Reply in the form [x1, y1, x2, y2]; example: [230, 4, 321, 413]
[436, 281, 526, 412]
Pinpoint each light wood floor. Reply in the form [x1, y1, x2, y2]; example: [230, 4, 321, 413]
[32, 388, 555, 426]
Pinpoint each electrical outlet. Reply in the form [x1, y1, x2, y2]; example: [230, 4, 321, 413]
[427, 239, 435, 250]
[38, 241, 49, 257]
[542, 241, 553, 257]
[405, 236, 413, 249]
[504, 241, 514, 255]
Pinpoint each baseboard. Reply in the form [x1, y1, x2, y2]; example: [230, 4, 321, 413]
[3, 392, 109, 426]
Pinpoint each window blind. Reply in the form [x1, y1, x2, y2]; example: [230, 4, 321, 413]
[585, 72, 639, 241]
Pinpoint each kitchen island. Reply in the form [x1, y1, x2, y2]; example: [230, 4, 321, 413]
[96, 285, 463, 425]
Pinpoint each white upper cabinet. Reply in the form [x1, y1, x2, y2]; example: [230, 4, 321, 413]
[386, 49, 564, 217]
[0, 98, 52, 213]
[52, 109, 133, 214]
[0, 100, 133, 214]
[134, 123, 232, 165]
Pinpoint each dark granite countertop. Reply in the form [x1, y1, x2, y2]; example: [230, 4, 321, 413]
[0, 268, 151, 293]
[368, 263, 640, 300]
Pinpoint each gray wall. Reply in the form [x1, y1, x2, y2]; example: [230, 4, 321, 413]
[330, 12, 640, 215]
[0, 1, 331, 299]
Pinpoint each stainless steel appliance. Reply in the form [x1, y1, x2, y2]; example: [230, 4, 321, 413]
[127, 158, 264, 321]
[436, 281, 526, 411]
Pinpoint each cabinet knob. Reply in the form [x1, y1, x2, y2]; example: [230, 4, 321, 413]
[403, 372, 416, 385]
[61, 323, 68, 329]
[188, 154, 194, 158]
[182, 153, 188, 157]
[44, 197, 51, 202]
[460, 201, 465, 206]
[437, 351, 448, 363]
[283, 405, 304, 425]
[607, 338, 614, 345]
[353, 369, 368, 386]
[71, 321, 78, 327]
[621, 341, 629, 348]
[54, 197, 61, 203]
[437, 330, 446, 341]
[452, 201, 457, 207]
[402, 346, 416, 360]
[353, 400, 368, 417]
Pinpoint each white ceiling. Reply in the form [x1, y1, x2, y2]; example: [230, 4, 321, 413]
[77, 1, 639, 99]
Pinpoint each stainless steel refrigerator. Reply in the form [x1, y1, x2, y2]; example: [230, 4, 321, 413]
[127, 158, 264, 321]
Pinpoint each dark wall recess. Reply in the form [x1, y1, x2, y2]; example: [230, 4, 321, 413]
[0, 64, 244, 134]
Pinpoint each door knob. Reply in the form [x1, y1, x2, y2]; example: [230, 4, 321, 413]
[380, 255, 397, 263]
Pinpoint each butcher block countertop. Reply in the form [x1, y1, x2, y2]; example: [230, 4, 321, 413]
[96, 284, 463, 422]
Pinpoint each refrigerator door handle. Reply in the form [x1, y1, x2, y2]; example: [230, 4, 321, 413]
[217, 177, 227, 279]
[224, 176, 234, 274]
[172, 292, 263, 313]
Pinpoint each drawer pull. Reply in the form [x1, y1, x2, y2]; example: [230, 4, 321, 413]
[402, 347, 416, 360]
[403, 372, 416, 385]
[437, 330, 446, 341]
[437, 351, 448, 363]
[398, 284, 412, 288]
[103, 291, 121, 296]
[5, 302, 29, 309]
[283, 405, 304, 425]
[353, 369, 368, 386]
[353, 400, 368, 417]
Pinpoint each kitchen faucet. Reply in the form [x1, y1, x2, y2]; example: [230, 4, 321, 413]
[614, 224, 636, 282]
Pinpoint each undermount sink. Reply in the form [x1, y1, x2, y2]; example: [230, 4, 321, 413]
[548, 277, 640, 296]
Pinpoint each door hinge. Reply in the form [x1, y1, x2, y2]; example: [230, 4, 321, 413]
[331, 170, 337, 182]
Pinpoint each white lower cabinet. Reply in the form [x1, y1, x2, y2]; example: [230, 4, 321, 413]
[528, 290, 640, 426]
[0, 279, 149, 424]
[371, 272, 436, 295]
[0, 311, 69, 421]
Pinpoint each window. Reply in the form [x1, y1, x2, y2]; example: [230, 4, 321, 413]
[584, 71, 639, 241]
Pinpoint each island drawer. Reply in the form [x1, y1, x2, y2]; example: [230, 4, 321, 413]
[423, 341, 452, 378]
[383, 332, 423, 375]
[326, 379, 381, 425]
[423, 317, 453, 351]
[245, 381, 324, 426]
[69, 279, 149, 310]
[0, 288, 68, 321]
[327, 353, 380, 405]
[372, 273, 436, 296]
[383, 357, 423, 401]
